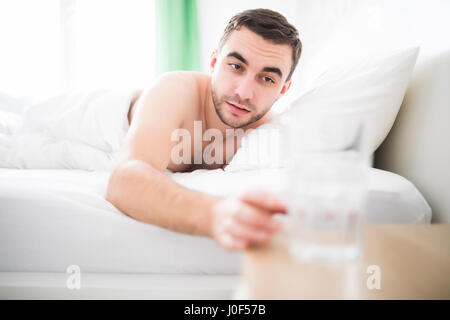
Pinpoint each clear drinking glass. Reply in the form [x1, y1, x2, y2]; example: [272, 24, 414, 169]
[285, 113, 370, 264]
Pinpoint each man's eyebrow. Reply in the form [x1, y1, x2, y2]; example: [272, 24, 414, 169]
[226, 51, 283, 79]
[226, 51, 248, 65]
[262, 67, 282, 79]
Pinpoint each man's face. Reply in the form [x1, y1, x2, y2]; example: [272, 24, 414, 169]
[210, 27, 292, 128]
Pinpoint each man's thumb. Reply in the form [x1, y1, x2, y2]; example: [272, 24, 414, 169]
[238, 188, 287, 214]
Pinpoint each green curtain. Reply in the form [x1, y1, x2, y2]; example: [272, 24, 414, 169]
[155, 0, 201, 75]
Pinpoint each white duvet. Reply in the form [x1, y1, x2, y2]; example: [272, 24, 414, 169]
[0, 89, 138, 171]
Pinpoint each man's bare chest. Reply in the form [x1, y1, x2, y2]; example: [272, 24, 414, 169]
[168, 122, 243, 172]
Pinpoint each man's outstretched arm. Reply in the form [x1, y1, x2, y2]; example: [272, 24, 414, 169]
[107, 158, 220, 237]
[106, 73, 286, 251]
[108, 157, 286, 249]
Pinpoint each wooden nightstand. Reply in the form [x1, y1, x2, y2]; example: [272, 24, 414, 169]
[242, 224, 450, 299]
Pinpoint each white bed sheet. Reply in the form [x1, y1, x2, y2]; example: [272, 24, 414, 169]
[171, 167, 432, 224]
[0, 169, 240, 274]
[0, 272, 241, 300]
[0, 167, 431, 274]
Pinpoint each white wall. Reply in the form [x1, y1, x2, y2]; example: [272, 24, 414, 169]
[0, 0, 156, 102]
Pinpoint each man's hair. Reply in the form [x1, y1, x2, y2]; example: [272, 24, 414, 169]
[219, 8, 302, 81]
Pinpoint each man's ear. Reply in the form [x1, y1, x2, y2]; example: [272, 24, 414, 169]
[280, 79, 292, 95]
[210, 50, 218, 73]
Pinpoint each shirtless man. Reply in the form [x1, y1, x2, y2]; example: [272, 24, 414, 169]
[106, 9, 302, 251]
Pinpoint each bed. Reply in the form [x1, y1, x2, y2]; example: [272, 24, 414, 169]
[2, 3, 447, 300]
[0, 167, 430, 299]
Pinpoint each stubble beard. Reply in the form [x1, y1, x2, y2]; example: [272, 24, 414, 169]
[211, 87, 267, 129]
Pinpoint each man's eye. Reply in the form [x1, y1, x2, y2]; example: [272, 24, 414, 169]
[263, 76, 274, 83]
[229, 63, 241, 70]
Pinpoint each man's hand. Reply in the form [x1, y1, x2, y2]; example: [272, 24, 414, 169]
[210, 189, 287, 251]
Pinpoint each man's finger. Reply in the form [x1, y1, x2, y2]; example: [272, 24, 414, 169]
[235, 203, 282, 232]
[227, 220, 271, 244]
[238, 189, 287, 214]
[221, 234, 248, 251]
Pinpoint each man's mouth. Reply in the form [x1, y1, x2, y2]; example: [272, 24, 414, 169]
[226, 101, 250, 115]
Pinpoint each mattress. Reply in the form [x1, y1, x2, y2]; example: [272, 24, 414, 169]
[0, 169, 240, 274]
[0, 167, 431, 274]
[0, 272, 241, 300]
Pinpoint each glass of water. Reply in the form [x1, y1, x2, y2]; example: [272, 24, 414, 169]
[285, 113, 370, 264]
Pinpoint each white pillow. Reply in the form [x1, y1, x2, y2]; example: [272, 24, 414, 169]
[226, 46, 419, 172]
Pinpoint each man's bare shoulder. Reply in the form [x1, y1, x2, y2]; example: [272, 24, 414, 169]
[121, 71, 210, 171]
[144, 71, 209, 101]
[130, 71, 210, 124]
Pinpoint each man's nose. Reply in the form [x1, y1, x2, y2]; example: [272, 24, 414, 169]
[235, 75, 254, 101]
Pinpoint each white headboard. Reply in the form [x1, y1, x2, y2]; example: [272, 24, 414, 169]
[375, 51, 450, 223]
